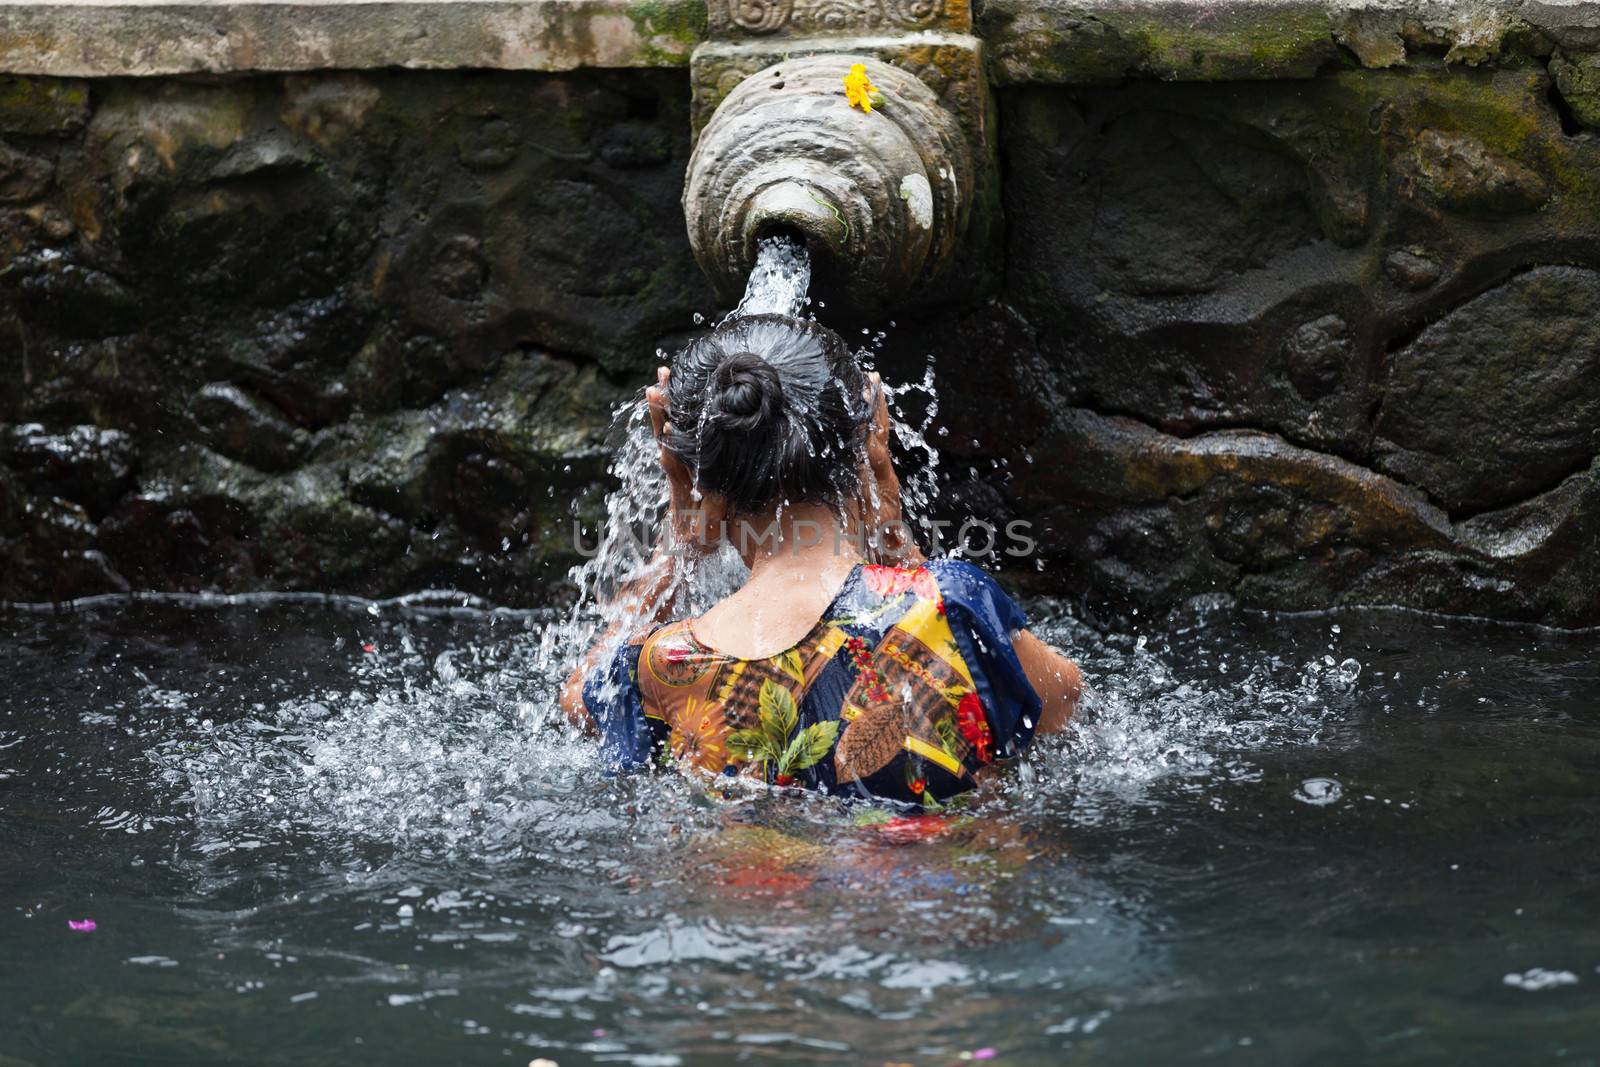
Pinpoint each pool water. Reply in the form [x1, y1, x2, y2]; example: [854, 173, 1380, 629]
[3, 596, 1599, 1065]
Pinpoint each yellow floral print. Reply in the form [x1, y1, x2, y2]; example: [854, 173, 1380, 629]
[670, 698, 729, 773]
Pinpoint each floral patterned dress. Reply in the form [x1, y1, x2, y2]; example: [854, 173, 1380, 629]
[582, 559, 1044, 807]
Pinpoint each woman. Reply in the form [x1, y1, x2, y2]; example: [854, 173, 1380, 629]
[560, 314, 1081, 806]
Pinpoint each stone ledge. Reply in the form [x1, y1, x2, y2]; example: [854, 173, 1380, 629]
[980, 0, 1600, 85]
[0, 0, 708, 76]
[0, 0, 1599, 81]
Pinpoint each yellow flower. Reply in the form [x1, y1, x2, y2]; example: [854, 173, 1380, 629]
[843, 63, 883, 113]
[670, 698, 729, 774]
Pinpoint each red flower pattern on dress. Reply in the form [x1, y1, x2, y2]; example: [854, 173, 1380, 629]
[845, 635, 891, 703]
[956, 691, 993, 763]
[862, 564, 941, 606]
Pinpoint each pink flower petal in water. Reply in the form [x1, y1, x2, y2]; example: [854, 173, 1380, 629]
[68, 919, 96, 932]
[362, 643, 376, 653]
[972, 1050, 997, 1061]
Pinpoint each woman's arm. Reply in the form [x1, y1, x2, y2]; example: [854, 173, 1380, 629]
[1013, 630, 1082, 735]
[560, 366, 708, 731]
[558, 546, 682, 730]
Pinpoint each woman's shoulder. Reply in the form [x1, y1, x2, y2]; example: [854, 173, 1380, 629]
[921, 556, 999, 588]
[921, 557, 1029, 634]
[588, 619, 696, 687]
[915, 557, 1014, 606]
[585, 618, 718, 725]
[848, 557, 1021, 621]
[634, 618, 726, 694]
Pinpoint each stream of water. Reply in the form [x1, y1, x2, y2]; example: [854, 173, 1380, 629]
[729, 233, 812, 320]
[4, 242, 1600, 1064]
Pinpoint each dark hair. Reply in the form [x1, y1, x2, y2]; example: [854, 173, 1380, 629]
[664, 314, 871, 515]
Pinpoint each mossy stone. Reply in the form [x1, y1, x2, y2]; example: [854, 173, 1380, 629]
[1550, 48, 1600, 129]
[0, 76, 88, 135]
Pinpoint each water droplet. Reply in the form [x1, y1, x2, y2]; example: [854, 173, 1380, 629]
[1293, 777, 1342, 806]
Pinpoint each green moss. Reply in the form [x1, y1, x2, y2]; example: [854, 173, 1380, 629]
[0, 75, 89, 135]
[1126, 7, 1337, 81]
[1551, 49, 1600, 129]
[998, 4, 1340, 85]
[1285, 64, 1600, 213]
[1399, 71, 1544, 158]
[1366, 65, 1600, 207]
[627, 0, 707, 67]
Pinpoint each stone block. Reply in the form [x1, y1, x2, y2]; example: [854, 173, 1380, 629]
[1375, 267, 1600, 514]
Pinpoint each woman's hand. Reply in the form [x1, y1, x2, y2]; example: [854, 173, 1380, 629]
[646, 366, 720, 556]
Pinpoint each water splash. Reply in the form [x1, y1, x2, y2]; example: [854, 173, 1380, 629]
[532, 235, 819, 676]
[151, 619, 598, 851]
[991, 610, 1366, 826]
[881, 361, 942, 547]
[533, 395, 672, 674]
[144, 597, 1366, 854]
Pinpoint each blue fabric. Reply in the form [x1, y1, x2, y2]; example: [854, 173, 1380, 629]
[581, 641, 656, 771]
[794, 653, 854, 793]
[925, 558, 1044, 759]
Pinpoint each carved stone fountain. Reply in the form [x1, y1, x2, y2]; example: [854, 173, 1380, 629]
[680, 0, 992, 314]
[682, 54, 973, 312]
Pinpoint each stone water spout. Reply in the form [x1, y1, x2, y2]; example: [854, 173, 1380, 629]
[683, 54, 973, 314]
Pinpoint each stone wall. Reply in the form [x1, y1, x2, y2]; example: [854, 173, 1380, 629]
[5, 0, 1600, 624]
[932, 60, 1600, 625]
[0, 70, 712, 603]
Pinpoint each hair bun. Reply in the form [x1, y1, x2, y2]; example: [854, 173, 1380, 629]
[662, 314, 864, 516]
[710, 351, 784, 432]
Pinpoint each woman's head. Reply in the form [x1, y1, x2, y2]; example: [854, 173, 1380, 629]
[662, 315, 870, 516]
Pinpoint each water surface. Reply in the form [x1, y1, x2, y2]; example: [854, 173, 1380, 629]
[4, 597, 1599, 1064]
